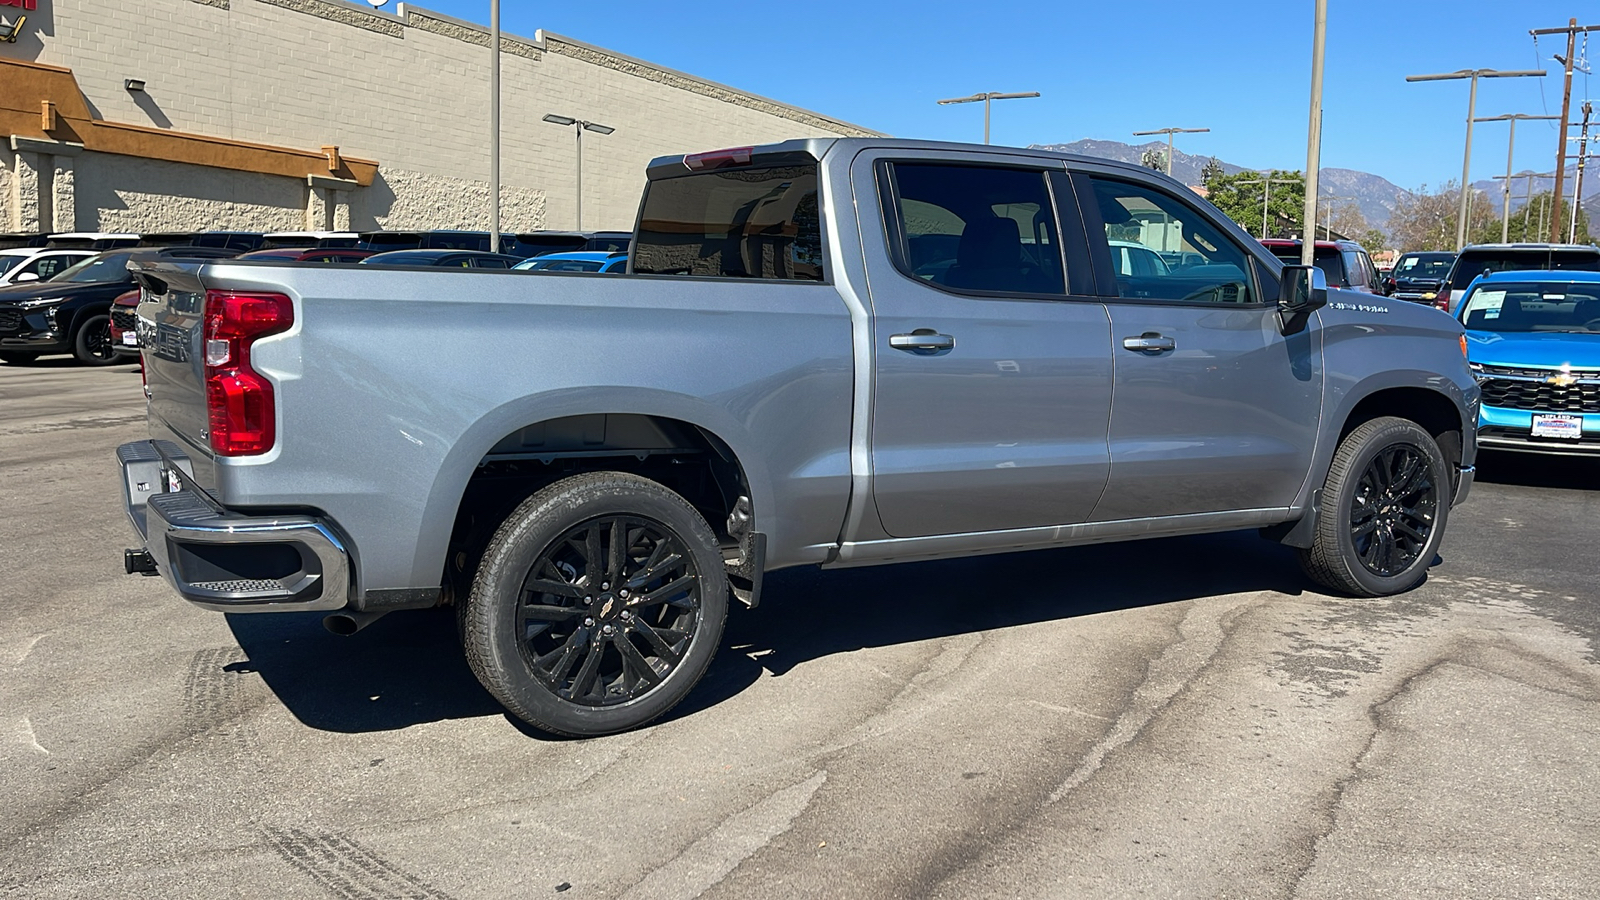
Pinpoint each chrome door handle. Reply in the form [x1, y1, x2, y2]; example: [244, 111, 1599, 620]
[1122, 333, 1175, 353]
[890, 331, 955, 352]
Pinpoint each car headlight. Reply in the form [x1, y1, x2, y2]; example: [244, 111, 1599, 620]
[15, 296, 66, 309]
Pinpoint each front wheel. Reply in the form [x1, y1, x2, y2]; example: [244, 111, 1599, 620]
[1298, 416, 1450, 597]
[461, 471, 729, 737]
[72, 314, 121, 366]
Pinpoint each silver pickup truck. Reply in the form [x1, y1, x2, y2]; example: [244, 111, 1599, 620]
[118, 138, 1479, 736]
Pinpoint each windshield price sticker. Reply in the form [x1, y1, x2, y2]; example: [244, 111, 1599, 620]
[1532, 414, 1584, 440]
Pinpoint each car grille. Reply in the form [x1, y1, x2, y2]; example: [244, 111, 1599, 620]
[1478, 366, 1600, 413]
[110, 309, 139, 332]
[0, 307, 22, 336]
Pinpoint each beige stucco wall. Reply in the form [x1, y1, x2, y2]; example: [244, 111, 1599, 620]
[1, 0, 876, 234]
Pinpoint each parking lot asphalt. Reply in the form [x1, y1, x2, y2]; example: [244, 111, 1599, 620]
[2, 360, 1597, 900]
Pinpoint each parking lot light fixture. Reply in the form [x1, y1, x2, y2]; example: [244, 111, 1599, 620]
[1405, 68, 1547, 251]
[543, 114, 615, 230]
[936, 91, 1040, 145]
[1131, 127, 1210, 178]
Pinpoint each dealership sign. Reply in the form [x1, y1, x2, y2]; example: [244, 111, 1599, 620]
[1, 0, 37, 10]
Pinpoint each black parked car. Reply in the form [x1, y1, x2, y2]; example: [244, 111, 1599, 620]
[1382, 251, 1455, 303]
[0, 246, 238, 366]
[1437, 243, 1600, 312]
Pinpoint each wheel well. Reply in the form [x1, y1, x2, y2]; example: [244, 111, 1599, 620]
[1341, 387, 1464, 470]
[443, 414, 754, 604]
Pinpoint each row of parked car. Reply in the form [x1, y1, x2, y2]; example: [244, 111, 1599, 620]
[0, 230, 637, 366]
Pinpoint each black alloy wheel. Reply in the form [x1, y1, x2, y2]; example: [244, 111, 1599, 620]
[461, 471, 729, 737]
[73, 314, 121, 366]
[516, 515, 703, 707]
[1298, 416, 1451, 597]
[1348, 444, 1438, 578]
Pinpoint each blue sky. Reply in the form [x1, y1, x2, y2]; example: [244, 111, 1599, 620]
[411, 0, 1599, 190]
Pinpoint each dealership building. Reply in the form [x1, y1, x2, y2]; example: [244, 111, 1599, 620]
[0, 0, 877, 236]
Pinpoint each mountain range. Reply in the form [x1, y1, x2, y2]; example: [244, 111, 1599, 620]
[1031, 139, 1408, 233]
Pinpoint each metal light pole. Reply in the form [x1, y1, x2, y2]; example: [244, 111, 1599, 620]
[1405, 68, 1546, 251]
[936, 91, 1040, 145]
[487, 0, 501, 252]
[1301, 0, 1328, 266]
[543, 115, 615, 231]
[1474, 114, 1560, 242]
[1132, 127, 1210, 178]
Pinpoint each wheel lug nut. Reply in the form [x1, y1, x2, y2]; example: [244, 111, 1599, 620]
[601, 582, 610, 590]
[583, 617, 594, 627]
[620, 610, 631, 620]
[602, 624, 615, 635]
[583, 596, 592, 605]
[619, 589, 629, 598]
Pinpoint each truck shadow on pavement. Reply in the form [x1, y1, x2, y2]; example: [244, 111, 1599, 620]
[227, 528, 1309, 737]
[1475, 449, 1600, 490]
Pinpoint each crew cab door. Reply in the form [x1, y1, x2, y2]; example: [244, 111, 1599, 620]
[1072, 170, 1323, 521]
[856, 151, 1113, 538]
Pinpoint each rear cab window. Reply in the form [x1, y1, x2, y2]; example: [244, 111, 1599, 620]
[633, 163, 823, 280]
[883, 162, 1066, 295]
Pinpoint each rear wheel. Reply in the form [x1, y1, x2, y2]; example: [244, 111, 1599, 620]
[1298, 416, 1449, 597]
[460, 471, 728, 737]
[72, 314, 120, 366]
[0, 351, 39, 365]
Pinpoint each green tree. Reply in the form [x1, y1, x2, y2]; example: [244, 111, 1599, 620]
[1200, 157, 1225, 183]
[1140, 148, 1166, 172]
[1477, 191, 1591, 245]
[1203, 169, 1306, 239]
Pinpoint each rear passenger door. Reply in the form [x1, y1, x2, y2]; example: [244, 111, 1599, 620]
[1074, 171, 1323, 521]
[859, 151, 1113, 538]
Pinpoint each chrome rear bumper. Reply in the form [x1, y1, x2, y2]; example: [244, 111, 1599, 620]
[118, 440, 350, 613]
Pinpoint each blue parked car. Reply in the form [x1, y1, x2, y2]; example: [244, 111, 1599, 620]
[512, 251, 627, 273]
[1457, 270, 1600, 455]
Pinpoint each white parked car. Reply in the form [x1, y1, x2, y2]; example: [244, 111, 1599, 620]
[0, 247, 98, 286]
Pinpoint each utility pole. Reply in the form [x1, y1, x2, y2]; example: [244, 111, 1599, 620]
[1405, 68, 1546, 251]
[1236, 174, 1294, 238]
[1530, 20, 1600, 242]
[1570, 102, 1594, 242]
[1302, 0, 1328, 267]
[1476, 114, 1559, 242]
[937, 91, 1041, 145]
[1132, 127, 1211, 178]
[1319, 189, 1356, 240]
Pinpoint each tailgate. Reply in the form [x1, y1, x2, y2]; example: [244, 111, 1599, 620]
[131, 262, 217, 489]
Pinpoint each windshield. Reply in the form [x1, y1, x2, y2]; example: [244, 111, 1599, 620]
[1460, 282, 1600, 334]
[51, 252, 136, 284]
[1269, 246, 1345, 285]
[0, 256, 23, 276]
[1394, 255, 1452, 279]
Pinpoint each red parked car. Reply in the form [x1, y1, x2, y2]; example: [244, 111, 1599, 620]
[108, 289, 141, 360]
[235, 248, 375, 264]
[1260, 239, 1383, 294]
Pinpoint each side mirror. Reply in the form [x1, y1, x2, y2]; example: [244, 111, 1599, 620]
[13, 272, 40, 283]
[1279, 265, 1327, 314]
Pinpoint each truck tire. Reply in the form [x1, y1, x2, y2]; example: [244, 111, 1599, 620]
[72, 314, 121, 366]
[1298, 416, 1450, 597]
[0, 351, 39, 365]
[461, 471, 729, 737]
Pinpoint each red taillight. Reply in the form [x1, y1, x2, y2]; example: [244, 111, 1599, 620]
[1435, 290, 1452, 311]
[203, 290, 293, 456]
[683, 146, 753, 171]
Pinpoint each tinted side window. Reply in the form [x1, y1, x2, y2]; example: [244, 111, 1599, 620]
[634, 165, 823, 281]
[1086, 177, 1254, 304]
[887, 163, 1065, 295]
[1341, 250, 1366, 287]
[28, 255, 76, 280]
